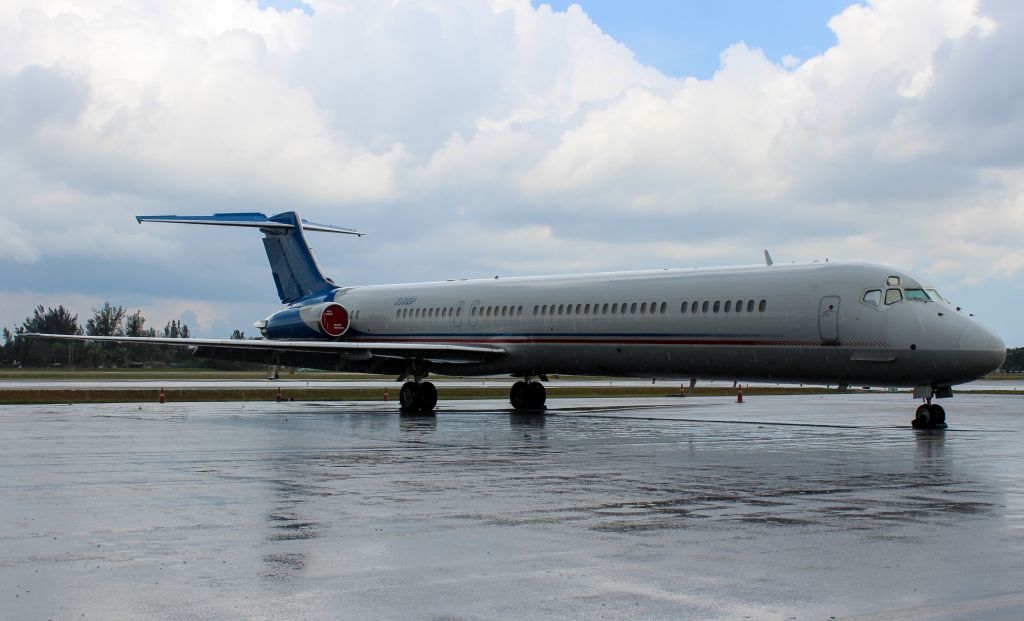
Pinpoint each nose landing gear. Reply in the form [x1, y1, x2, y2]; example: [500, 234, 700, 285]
[912, 401, 947, 429]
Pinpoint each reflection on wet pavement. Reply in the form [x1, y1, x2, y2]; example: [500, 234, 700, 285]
[1, 393, 1023, 620]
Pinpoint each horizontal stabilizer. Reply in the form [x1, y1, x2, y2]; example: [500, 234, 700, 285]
[138, 211, 361, 304]
[136, 212, 363, 236]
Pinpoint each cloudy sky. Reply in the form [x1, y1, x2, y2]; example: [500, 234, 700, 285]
[1, 0, 1023, 346]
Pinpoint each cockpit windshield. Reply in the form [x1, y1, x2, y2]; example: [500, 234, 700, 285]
[904, 288, 946, 303]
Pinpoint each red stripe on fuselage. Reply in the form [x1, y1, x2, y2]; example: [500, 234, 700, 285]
[347, 336, 884, 347]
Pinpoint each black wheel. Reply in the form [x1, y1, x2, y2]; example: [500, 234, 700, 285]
[526, 382, 546, 409]
[399, 382, 418, 412]
[929, 404, 946, 426]
[912, 404, 931, 429]
[510, 381, 528, 409]
[417, 381, 438, 412]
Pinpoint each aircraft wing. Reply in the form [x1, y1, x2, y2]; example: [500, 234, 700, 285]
[22, 333, 505, 366]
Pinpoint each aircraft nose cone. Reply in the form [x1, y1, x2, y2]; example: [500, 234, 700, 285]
[958, 323, 1006, 378]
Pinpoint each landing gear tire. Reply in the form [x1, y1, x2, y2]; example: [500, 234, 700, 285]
[510, 381, 528, 409]
[527, 381, 546, 409]
[912, 404, 931, 429]
[399, 382, 419, 413]
[510, 380, 546, 410]
[912, 403, 947, 429]
[400, 381, 437, 414]
[417, 381, 438, 412]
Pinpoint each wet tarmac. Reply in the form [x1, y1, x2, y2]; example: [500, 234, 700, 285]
[2, 393, 1023, 620]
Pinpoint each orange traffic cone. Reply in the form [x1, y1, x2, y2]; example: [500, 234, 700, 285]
[384, 387, 390, 401]
[736, 385, 744, 403]
[276, 387, 283, 402]
[159, 387, 166, 404]
[679, 384, 686, 397]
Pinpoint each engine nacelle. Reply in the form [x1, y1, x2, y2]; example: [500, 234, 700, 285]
[261, 302, 350, 340]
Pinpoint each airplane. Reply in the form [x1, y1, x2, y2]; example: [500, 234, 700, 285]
[27, 211, 1006, 428]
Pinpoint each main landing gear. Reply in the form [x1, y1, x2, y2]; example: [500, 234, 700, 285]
[399, 381, 437, 414]
[912, 401, 947, 429]
[509, 380, 546, 410]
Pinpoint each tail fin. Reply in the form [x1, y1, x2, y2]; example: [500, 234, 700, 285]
[137, 212, 362, 304]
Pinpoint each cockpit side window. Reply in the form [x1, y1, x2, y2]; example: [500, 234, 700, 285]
[925, 289, 945, 302]
[862, 289, 881, 306]
[884, 288, 903, 305]
[904, 288, 930, 301]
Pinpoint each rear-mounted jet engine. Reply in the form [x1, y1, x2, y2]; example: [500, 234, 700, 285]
[260, 302, 349, 340]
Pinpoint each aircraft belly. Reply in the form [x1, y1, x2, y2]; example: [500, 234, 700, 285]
[437, 342, 961, 388]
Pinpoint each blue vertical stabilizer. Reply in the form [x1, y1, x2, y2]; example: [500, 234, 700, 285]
[136, 211, 362, 304]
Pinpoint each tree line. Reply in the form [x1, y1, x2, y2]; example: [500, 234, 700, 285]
[1, 303, 257, 369]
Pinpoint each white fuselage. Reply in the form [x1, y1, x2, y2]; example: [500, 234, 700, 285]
[317, 261, 1004, 388]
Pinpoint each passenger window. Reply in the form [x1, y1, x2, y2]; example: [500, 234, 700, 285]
[660, 302, 667, 314]
[713, 301, 720, 313]
[758, 299, 766, 312]
[533, 305, 539, 315]
[630, 302, 638, 314]
[680, 301, 688, 313]
[584, 304, 590, 314]
[724, 301, 732, 312]
[862, 289, 881, 306]
[640, 302, 647, 313]
[702, 301, 709, 313]
[746, 300, 754, 312]
[885, 289, 902, 305]
[602, 303, 609, 314]
[456, 307, 462, 316]
[735, 300, 742, 312]
[557, 304, 564, 315]
[575, 304, 582, 314]
[611, 303, 618, 314]
[517, 306, 523, 315]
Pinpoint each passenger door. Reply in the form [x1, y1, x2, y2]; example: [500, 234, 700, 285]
[818, 296, 840, 344]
